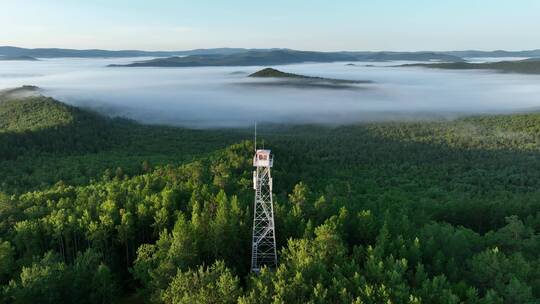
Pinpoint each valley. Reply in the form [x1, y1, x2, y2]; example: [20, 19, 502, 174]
[1, 86, 540, 302]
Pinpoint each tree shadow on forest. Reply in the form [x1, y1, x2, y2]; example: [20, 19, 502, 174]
[2, 118, 540, 234]
[258, 123, 540, 234]
[0, 116, 247, 194]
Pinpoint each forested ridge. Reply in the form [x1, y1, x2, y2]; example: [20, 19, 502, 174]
[1, 90, 539, 303]
[0, 88, 245, 194]
[401, 60, 540, 75]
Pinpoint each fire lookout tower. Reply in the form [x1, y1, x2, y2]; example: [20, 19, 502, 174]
[251, 148, 277, 272]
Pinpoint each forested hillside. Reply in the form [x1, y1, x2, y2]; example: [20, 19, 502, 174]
[1, 90, 539, 303]
[0, 87, 245, 194]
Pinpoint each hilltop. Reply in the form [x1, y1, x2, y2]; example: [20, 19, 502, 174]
[0, 86, 244, 193]
[245, 67, 371, 89]
[249, 67, 365, 83]
[401, 59, 540, 74]
[0, 86, 78, 132]
[0, 86, 122, 167]
[0, 85, 40, 98]
[249, 67, 314, 78]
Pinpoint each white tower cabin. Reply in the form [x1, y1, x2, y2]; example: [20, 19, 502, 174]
[251, 149, 277, 272]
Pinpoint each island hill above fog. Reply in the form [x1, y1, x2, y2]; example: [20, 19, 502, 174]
[248, 67, 368, 83]
[107, 49, 465, 67]
[242, 67, 372, 90]
[0, 85, 41, 97]
[401, 58, 540, 75]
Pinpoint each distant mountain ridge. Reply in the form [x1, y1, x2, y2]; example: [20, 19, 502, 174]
[0, 55, 39, 61]
[401, 59, 540, 75]
[2, 46, 540, 60]
[341, 51, 467, 62]
[443, 50, 540, 58]
[108, 50, 358, 67]
[108, 50, 465, 67]
[0, 46, 262, 58]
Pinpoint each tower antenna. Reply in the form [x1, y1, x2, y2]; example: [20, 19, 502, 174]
[254, 122, 257, 152]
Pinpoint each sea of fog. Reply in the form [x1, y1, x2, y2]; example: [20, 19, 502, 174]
[1, 57, 540, 127]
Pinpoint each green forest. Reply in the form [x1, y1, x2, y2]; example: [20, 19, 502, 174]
[1, 88, 539, 303]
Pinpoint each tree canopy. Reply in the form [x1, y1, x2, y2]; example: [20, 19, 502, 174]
[0, 92, 539, 303]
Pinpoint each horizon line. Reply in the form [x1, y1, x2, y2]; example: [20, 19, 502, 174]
[1, 45, 540, 53]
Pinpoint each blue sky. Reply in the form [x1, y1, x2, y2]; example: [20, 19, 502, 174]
[1, 0, 539, 51]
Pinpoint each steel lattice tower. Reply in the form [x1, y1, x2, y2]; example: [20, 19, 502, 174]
[251, 148, 277, 272]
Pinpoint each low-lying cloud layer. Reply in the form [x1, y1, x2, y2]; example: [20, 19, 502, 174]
[1, 58, 540, 128]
